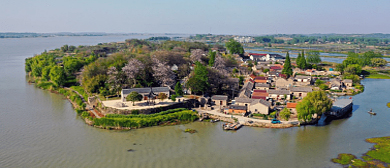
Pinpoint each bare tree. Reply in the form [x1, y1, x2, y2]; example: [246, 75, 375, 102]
[107, 67, 119, 94]
[122, 58, 144, 86]
[190, 49, 206, 63]
[152, 56, 176, 87]
[213, 54, 228, 76]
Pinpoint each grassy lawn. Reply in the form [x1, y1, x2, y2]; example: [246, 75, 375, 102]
[70, 86, 89, 99]
[364, 69, 390, 79]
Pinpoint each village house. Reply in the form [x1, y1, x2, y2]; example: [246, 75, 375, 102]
[254, 83, 270, 90]
[234, 97, 270, 114]
[227, 105, 247, 114]
[250, 99, 271, 115]
[275, 78, 294, 89]
[253, 64, 269, 71]
[270, 66, 282, 72]
[254, 76, 269, 83]
[267, 89, 291, 100]
[121, 87, 170, 102]
[342, 79, 353, 89]
[249, 53, 267, 62]
[294, 75, 312, 86]
[251, 89, 268, 100]
[329, 78, 342, 90]
[239, 81, 254, 98]
[290, 86, 313, 99]
[211, 95, 228, 106]
[286, 102, 298, 114]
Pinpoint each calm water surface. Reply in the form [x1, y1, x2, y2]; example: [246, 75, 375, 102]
[0, 36, 389, 168]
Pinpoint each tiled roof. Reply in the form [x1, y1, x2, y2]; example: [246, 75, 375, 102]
[270, 66, 282, 70]
[229, 105, 247, 110]
[122, 87, 169, 95]
[290, 87, 313, 92]
[254, 76, 268, 80]
[211, 95, 228, 101]
[235, 97, 255, 104]
[251, 96, 267, 100]
[287, 103, 298, 108]
[295, 75, 311, 79]
[268, 89, 290, 95]
[252, 90, 268, 97]
[343, 79, 353, 83]
[249, 53, 267, 56]
[255, 83, 270, 88]
[258, 99, 271, 107]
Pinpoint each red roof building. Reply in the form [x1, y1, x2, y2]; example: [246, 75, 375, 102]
[248, 53, 267, 56]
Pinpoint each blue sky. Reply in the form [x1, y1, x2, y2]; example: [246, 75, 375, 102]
[1, 0, 389, 35]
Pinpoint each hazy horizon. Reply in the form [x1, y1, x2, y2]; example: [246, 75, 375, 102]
[1, 0, 389, 35]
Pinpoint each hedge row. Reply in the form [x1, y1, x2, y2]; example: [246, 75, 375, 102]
[92, 110, 198, 128]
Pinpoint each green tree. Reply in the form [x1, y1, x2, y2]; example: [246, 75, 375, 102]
[186, 62, 209, 94]
[296, 91, 332, 122]
[319, 84, 329, 90]
[208, 51, 216, 67]
[371, 58, 387, 67]
[171, 95, 177, 102]
[280, 108, 291, 121]
[49, 66, 66, 86]
[225, 39, 244, 55]
[41, 65, 52, 81]
[297, 50, 307, 69]
[61, 45, 69, 52]
[306, 51, 321, 64]
[344, 64, 362, 75]
[315, 79, 324, 86]
[296, 99, 315, 123]
[335, 63, 345, 74]
[175, 82, 184, 96]
[126, 91, 143, 106]
[282, 52, 293, 77]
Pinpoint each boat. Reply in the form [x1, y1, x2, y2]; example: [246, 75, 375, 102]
[368, 109, 376, 115]
[223, 123, 242, 130]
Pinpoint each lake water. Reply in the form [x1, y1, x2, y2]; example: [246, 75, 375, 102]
[1, 36, 389, 168]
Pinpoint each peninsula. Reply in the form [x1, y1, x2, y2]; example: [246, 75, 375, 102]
[25, 37, 387, 129]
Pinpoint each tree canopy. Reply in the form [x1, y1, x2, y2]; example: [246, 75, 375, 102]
[126, 91, 143, 106]
[279, 108, 291, 121]
[186, 62, 208, 94]
[297, 50, 307, 69]
[225, 39, 244, 55]
[296, 91, 332, 123]
[282, 52, 293, 77]
[306, 51, 321, 64]
[49, 66, 66, 86]
[175, 82, 184, 96]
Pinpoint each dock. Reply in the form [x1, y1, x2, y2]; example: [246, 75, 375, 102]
[326, 99, 353, 118]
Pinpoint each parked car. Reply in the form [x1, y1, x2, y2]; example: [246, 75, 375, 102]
[271, 118, 281, 124]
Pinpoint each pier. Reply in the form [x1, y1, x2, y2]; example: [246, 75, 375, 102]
[326, 99, 353, 118]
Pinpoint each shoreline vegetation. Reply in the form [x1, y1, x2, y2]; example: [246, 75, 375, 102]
[332, 137, 390, 167]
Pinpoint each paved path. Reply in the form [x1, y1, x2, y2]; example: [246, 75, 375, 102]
[65, 87, 102, 118]
[197, 108, 299, 125]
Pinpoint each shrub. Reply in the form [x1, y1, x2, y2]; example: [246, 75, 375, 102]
[81, 111, 90, 118]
